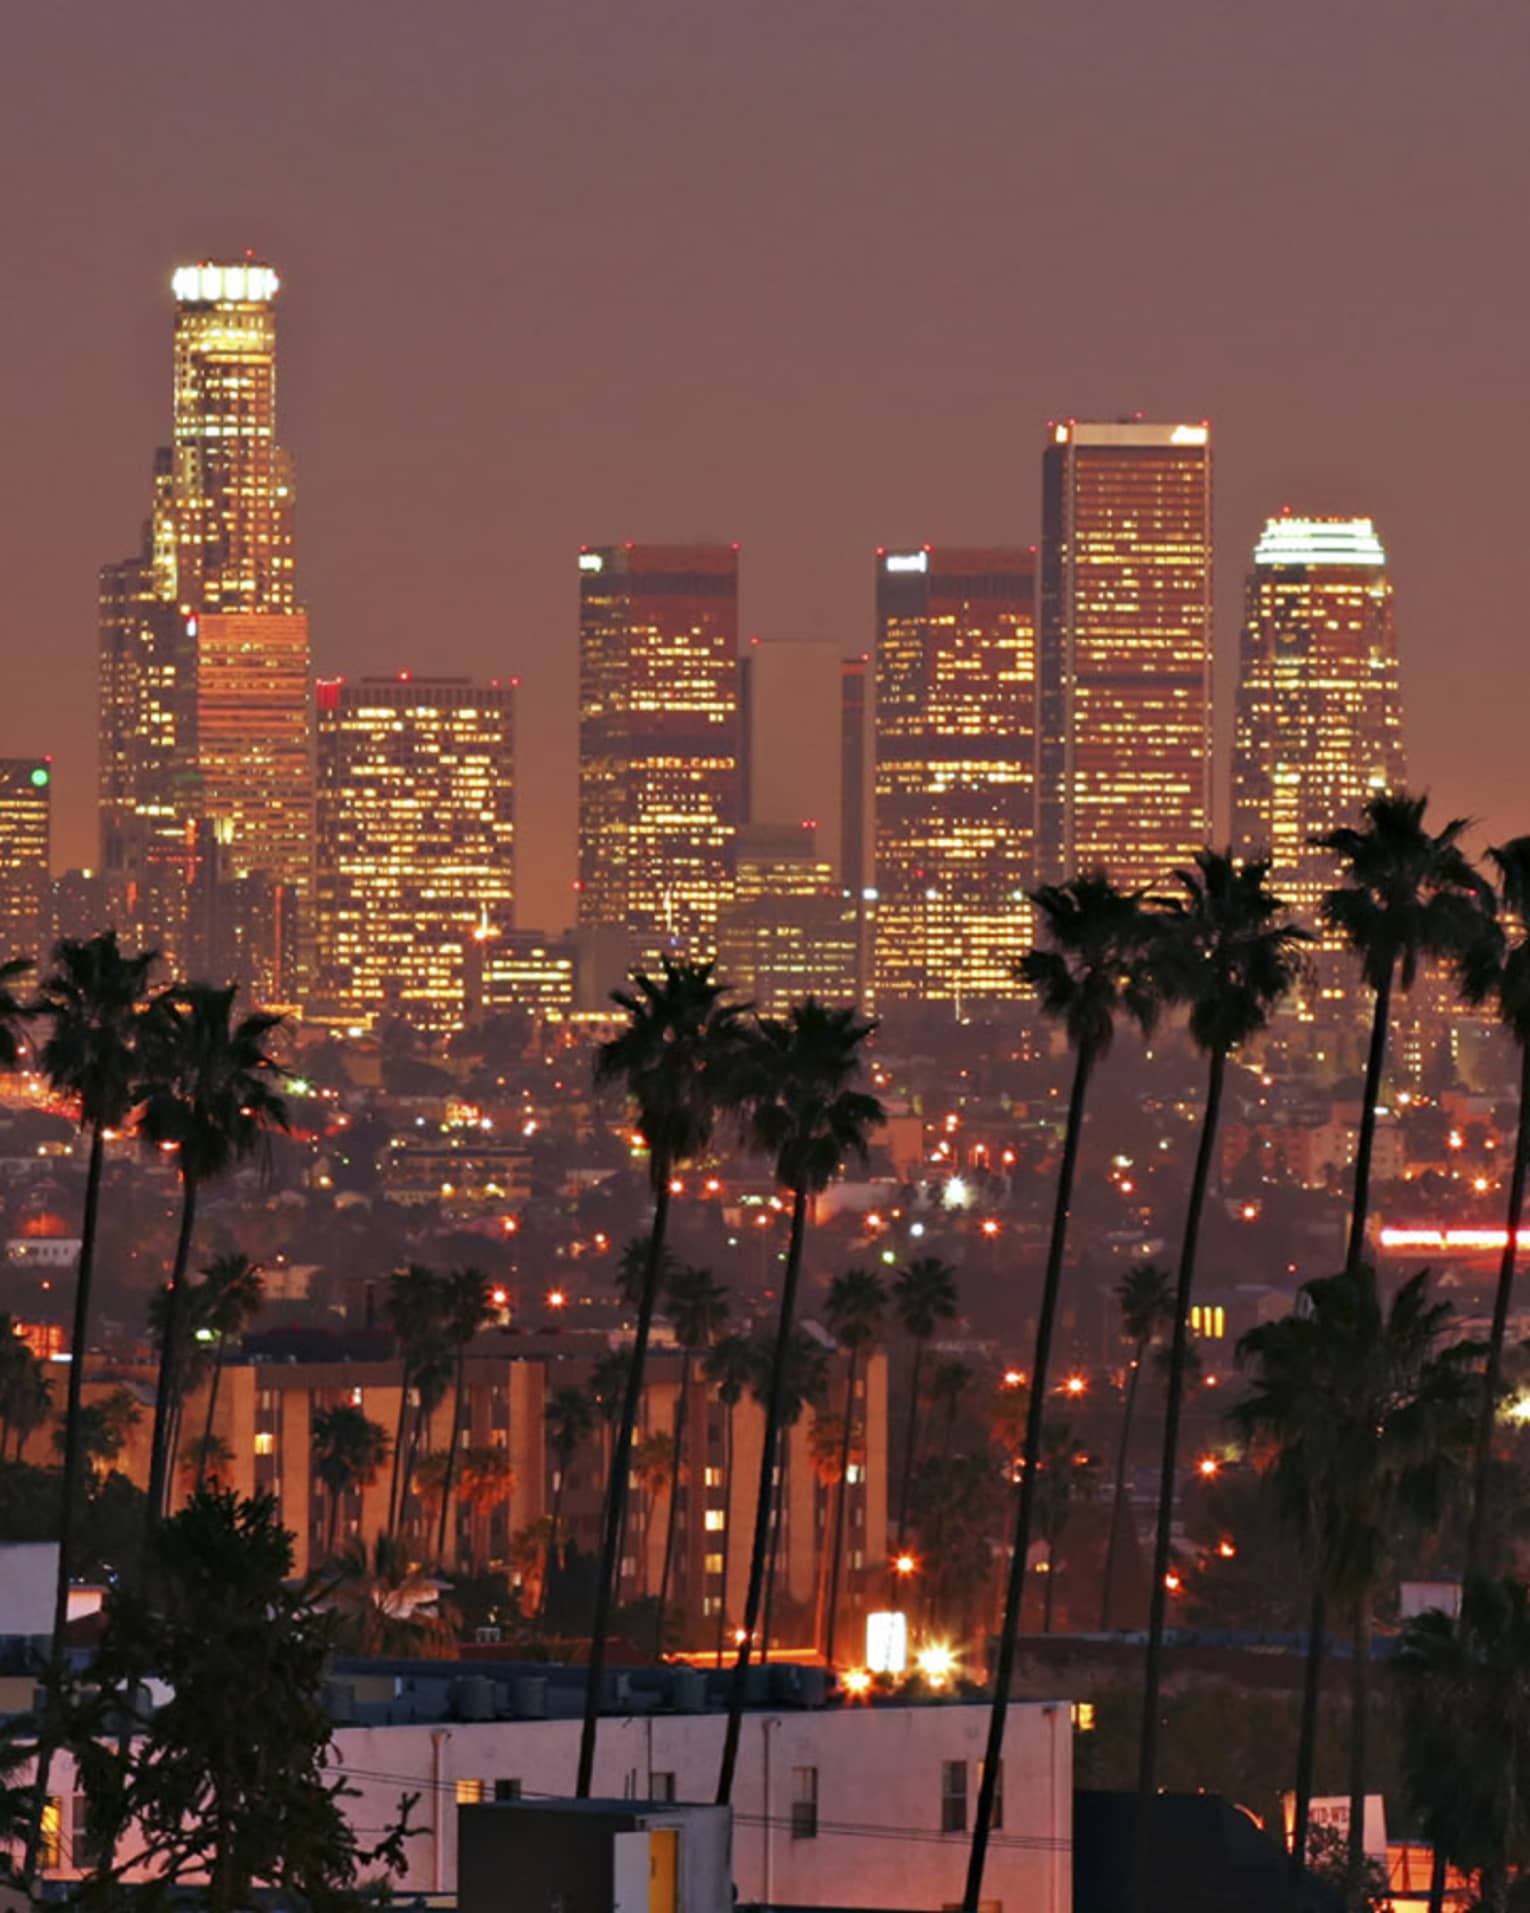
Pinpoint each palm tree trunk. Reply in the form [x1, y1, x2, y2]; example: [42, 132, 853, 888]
[653, 1358, 690, 1658]
[194, 1336, 228, 1494]
[326, 1479, 342, 1559]
[1426, 1848, 1446, 1913]
[761, 1429, 787, 1661]
[146, 1173, 199, 1529]
[964, 1038, 1094, 1912]
[715, 1401, 735, 1664]
[538, 1472, 566, 1630]
[1100, 1342, 1146, 1630]
[1287, 1583, 1326, 1903]
[1348, 964, 1393, 1273]
[716, 1181, 809, 1805]
[1132, 1042, 1227, 1911]
[25, 1120, 105, 1886]
[576, 1174, 673, 1796]
[824, 1346, 859, 1664]
[1468, 1035, 1530, 1574]
[894, 1341, 925, 1560]
[436, 1345, 467, 1564]
[1345, 1590, 1371, 1908]
[387, 1365, 411, 1535]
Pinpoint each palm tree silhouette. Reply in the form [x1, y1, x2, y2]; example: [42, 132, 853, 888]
[25, 931, 152, 1887]
[1456, 837, 1530, 1573]
[965, 875, 1158, 1912]
[1237, 1267, 1477, 1906]
[578, 959, 745, 1797]
[1099, 1263, 1173, 1630]
[540, 1385, 597, 1630]
[434, 1267, 496, 1564]
[138, 982, 288, 1529]
[716, 999, 882, 1805]
[703, 1331, 756, 1661]
[752, 1327, 830, 1663]
[891, 1255, 958, 1565]
[190, 1254, 264, 1493]
[1033, 1421, 1098, 1633]
[1133, 852, 1306, 1888]
[823, 1266, 886, 1663]
[382, 1264, 450, 1537]
[654, 1262, 730, 1655]
[311, 1403, 390, 1560]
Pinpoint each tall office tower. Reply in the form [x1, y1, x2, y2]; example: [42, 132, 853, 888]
[98, 263, 311, 987]
[717, 826, 859, 1015]
[1039, 421, 1214, 889]
[0, 762, 52, 961]
[577, 546, 740, 964]
[1234, 514, 1405, 1017]
[313, 676, 516, 1031]
[873, 547, 1037, 1008]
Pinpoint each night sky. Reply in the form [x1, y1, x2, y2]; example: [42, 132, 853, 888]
[2, 1, 1526, 931]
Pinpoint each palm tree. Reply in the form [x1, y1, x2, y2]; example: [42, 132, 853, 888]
[632, 1430, 677, 1601]
[311, 1403, 390, 1560]
[1133, 853, 1306, 1887]
[808, 1408, 859, 1652]
[823, 1267, 886, 1663]
[1237, 1267, 1478, 1906]
[455, 1445, 513, 1570]
[1100, 1264, 1174, 1629]
[577, 959, 746, 1797]
[1396, 1574, 1530, 1913]
[754, 1328, 831, 1661]
[703, 1331, 755, 1661]
[1032, 1421, 1098, 1633]
[654, 1263, 730, 1655]
[191, 1254, 264, 1492]
[1315, 790, 1488, 1272]
[965, 876, 1158, 1911]
[382, 1264, 450, 1537]
[434, 1267, 496, 1564]
[1456, 838, 1530, 1573]
[891, 1255, 958, 1562]
[25, 932, 151, 1887]
[716, 999, 883, 1804]
[178, 1431, 233, 1492]
[138, 982, 288, 1529]
[0, 1321, 50, 1462]
[327, 1533, 453, 1658]
[57, 1385, 142, 1476]
[540, 1385, 596, 1628]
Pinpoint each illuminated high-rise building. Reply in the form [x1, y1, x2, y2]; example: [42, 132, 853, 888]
[717, 827, 858, 1016]
[577, 546, 740, 958]
[1234, 514, 1406, 1008]
[314, 676, 516, 1031]
[98, 262, 311, 988]
[873, 547, 1037, 1007]
[0, 761, 53, 961]
[1039, 421, 1213, 888]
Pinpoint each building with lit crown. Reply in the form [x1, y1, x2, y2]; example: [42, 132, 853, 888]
[98, 261, 311, 993]
[313, 676, 516, 1031]
[1039, 421, 1213, 889]
[0, 762, 52, 962]
[577, 546, 740, 964]
[873, 547, 1037, 1008]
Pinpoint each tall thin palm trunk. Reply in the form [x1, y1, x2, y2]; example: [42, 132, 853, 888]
[1132, 1044, 1227, 1909]
[965, 1040, 1094, 1911]
[715, 1401, 735, 1664]
[538, 1472, 567, 1630]
[1348, 966, 1392, 1271]
[761, 1427, 788, 1661]
[436, 1345, 468, 1564]
[577, 1178, 673, 1796]
[894, 1341, 925, 1559]
[1287, 1586, 1326, 1900]
[824, 1346, 859, 1663]
[194, 1334, 228, 1494]
[146, 1175, 199, 1527]
[654, 1359, 690, 1658]
[26, 1123, 105, 1885]
[1347, 1590, 1371, 1909]
[1099, 1341, 1146, 1630]
[1468, 1035, 1530, 1573]
[326, 1480, 342, 1559]
[387, 1372, 410, 1535]
[716, 1184, 808, 1804]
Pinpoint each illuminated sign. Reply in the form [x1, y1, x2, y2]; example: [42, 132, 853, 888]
[884, 552, 928, 574]
[1379, 1227, 1530, 1253]
[1253, 516, 1387, 569]
[866, 1610, 908, 1675]
[1170, 423, 1210, 445]
[172, 263, 279, 305]
[578, 553, 604, 573]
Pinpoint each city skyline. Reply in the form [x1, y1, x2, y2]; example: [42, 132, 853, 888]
[2, 2, 1524, 934]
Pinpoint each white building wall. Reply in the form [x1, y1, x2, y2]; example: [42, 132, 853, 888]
[325, 1701, 1071, 1911]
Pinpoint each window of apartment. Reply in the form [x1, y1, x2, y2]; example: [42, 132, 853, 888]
[790, 1766, 818, 1839]
[72, 1788, 107, 1871]
[253, 1432, 276, 1457]
[703, 1595, 720, 1616]
[846, 1463, 863, 1484]
[704, 1466, 724, 1487]
[941, 1760, 967, 1833]
[494, 1778, 522, 1801]
[979, 1759, 1003, 1832]
[649, 1772, 676, 1803]
[455, 1778, 485, 1805]
[704, 1510, 725, 1531]
[705, 1553, 724, 1575]
[40, 1797, 60, 1871]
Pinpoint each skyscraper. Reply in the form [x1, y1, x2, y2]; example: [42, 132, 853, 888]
[874, 547, 1037, 1007]
[314, 676, 516, 1031]
[577, 546, 741, 963]
[1039, 420, 1213, 889]
[98, 262, 311, 989]
[1234, 515, 1405, 999]
[0, 761, 52, 962]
